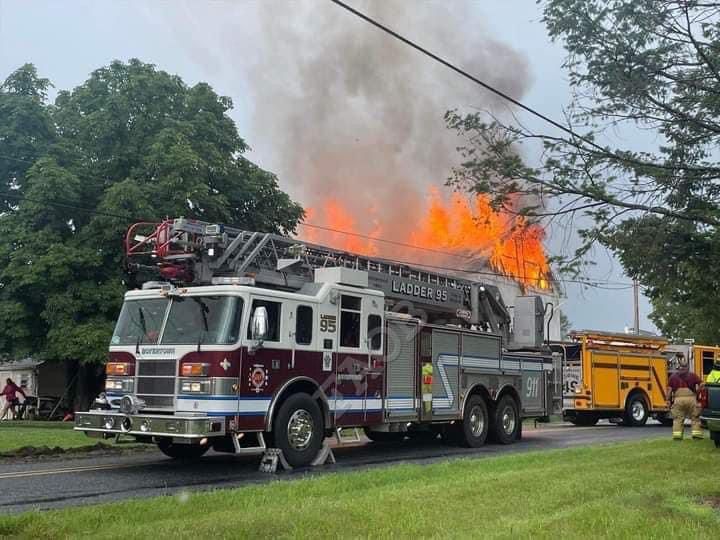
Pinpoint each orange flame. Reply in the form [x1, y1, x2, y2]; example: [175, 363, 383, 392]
[301, 189, 550, 290]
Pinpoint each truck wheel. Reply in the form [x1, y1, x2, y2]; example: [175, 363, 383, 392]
[459, 395, 489, 447]
[363, 427, 405, 443]
[492, 395, 520, 445]
[623, 394, 649, 427]
[273, 393, 324, 468]
[569, 414, 598, 426]
[157, 439, 209, 460]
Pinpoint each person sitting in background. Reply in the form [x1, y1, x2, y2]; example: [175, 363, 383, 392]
[0, 378, 26, 421]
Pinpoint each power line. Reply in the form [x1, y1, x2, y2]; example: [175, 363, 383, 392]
[327, 0, 605, 152]
[0, 189, 634, 289]
[4, 155, 623, 286]
[298, 221, 633, 288]
[327, 0, 716, 200]
[298, 221, 475, 260]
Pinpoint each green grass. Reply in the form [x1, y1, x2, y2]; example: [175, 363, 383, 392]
[2, 438, 720, 538]
[0, 421, 133, 453]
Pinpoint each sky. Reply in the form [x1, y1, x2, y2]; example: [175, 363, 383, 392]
[0, 0, 657, 334]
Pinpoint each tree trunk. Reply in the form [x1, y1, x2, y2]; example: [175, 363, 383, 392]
[68, 360, 104, 412]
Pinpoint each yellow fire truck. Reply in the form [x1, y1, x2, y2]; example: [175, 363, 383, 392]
[555, 332, 720, 426]
[665, 342, 720, 381]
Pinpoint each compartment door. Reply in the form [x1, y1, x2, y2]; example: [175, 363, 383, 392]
[432, 330, 460, 416]
[591, 351, 620, 408]
[384, 320, 419, 420]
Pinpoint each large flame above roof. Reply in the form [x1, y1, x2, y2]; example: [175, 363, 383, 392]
[299, 188, 550, 291]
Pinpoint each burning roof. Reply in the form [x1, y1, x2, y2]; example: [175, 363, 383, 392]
[299, 188, 551, 292]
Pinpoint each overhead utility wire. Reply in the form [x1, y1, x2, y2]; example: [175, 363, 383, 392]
[0, 190, 634, 289]
[327, 0, 604, 151]
[327, 0, 709, 191]
[0, 155, 633, 287]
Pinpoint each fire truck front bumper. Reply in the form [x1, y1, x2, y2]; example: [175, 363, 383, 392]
[74, 410, 226, 439]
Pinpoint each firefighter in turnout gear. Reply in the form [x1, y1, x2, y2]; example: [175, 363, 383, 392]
[706, 357, 720, 384]
[667, 354, 703, 440]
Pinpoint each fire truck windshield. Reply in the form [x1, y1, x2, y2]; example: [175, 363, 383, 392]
[111, 296, 244, 346]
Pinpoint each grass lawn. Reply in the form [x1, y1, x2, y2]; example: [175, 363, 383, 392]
[2, 438, 720, 538]
[0, 421, 128, 454]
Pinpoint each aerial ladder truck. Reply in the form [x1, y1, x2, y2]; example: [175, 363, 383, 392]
[75, 218, 556, 467]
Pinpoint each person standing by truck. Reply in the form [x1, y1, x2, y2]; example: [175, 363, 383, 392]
[0, 378, 26, 421]
[667, 355, 703, 440]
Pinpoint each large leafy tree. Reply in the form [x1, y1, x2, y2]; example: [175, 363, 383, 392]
[0, 60, 303, 406]
[446, 0, 720, 342]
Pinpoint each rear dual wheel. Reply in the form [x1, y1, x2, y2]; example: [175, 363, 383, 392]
[492, 395, 521, 445]
[457, 395, 489, 447]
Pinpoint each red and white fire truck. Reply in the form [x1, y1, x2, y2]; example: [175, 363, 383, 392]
[75, 218, 556, 467]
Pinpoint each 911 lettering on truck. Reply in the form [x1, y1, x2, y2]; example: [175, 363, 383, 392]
[75, 218, 558, 467]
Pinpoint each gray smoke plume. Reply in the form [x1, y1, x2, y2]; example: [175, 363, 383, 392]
[246, 1, 531, 249]
[152, 1, 531, 253]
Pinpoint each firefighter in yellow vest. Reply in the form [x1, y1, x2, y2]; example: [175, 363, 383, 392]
[667, 354, 703, 440]
[706, 357, 720, 384]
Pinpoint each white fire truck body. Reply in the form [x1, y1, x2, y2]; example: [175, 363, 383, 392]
[75, 219, 555, 466]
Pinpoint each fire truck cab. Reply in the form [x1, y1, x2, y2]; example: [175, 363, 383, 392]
[75, 219, 556, 467]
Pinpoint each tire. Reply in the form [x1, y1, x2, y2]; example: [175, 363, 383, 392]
[363, 428, 405, 443]
[569, 414, 598, 426]
[273, 393, 324, 468]
[157, 439, 209, 460]
[458, 395, 489, 447]
[623, 394, 649, 427]
[492, 395, 521, 445]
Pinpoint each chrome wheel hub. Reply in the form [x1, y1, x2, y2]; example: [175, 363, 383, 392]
[287, 409, 314, 451]
[502, 406, 516, 435]
[469, 405, 485, 436]
[631, 401, 645, 421]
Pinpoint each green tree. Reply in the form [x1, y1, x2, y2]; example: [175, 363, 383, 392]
[560, 312, 572, 340]
[0, 60, 303, 407]
[446, 1, 720, 342]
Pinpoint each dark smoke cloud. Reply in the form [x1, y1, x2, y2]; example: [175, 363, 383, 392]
[154, 1, 531, 244]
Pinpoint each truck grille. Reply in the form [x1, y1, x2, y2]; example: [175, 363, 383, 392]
[135, 359, 176, 411]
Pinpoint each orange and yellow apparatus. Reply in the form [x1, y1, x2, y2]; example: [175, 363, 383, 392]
[553, 332, 671, 426]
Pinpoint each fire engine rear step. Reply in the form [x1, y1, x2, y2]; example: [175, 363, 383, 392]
[335, 427, 362, 444]
[231, 432, 267, 455]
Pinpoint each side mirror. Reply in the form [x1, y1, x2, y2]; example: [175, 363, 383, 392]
[251, 306, 269, 346]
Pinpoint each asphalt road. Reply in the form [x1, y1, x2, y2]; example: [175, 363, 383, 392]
[0, 421, 668, 514]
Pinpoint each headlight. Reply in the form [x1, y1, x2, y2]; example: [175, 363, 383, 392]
[179, 378, 210, 394]
[105, 378, 134, 392]
[103, 416, 116, 430]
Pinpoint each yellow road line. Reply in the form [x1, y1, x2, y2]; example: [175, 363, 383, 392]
[0, 462, 145, 480]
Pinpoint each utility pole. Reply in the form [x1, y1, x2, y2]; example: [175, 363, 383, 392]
[633, 279, 640, 335]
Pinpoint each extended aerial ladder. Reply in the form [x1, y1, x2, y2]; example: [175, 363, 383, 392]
[125, 217, 514, 341]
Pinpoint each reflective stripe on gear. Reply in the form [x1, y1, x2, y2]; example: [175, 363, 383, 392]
[692, 430, 704, 439]
[672, 432, 683, 439]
